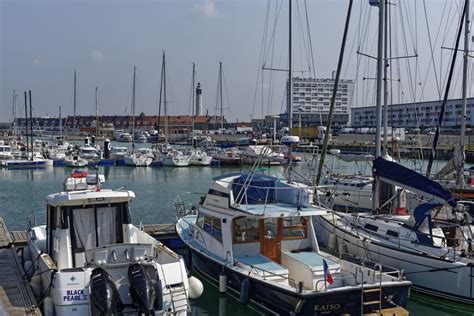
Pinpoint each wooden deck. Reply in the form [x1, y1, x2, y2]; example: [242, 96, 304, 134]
[0, 217, 40, 315]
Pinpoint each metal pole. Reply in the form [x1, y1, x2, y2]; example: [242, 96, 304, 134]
[29, 90, 34, 160]
[375, 0, 384, 159]
[372, 0, 385, 211]
[459, 0, 470, 187]
[299, 109, 302, 138]
[24, 91, 29, 158]
[273, 118, 277, 143]
[288, 0, 293, 129]
[315, 0, 353, 186]
[382, 0, 389, 155]
[73, 68, 77, 133]
[95, 86, 99, 140]
[132, 66, 136, 145]
[164, 53, 168, 145]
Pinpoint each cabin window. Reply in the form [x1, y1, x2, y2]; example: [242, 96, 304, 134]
[364, 223, 379, 232]
[386, 230, 399, 238]
[197, 214, 222, 242]
[233, 217, 259, 243]
[211, 218, 222, 242]
[97, 206, 118, 246]
[282, 217, 307, 239]
[72, 207, 96, 251]
[69, 203, 125, 253]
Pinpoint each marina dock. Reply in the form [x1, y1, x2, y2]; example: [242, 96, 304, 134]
[0, 218, 40, 315]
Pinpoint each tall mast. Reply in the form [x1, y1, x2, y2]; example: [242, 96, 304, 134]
[29, 90, 34, 161]
[374, 0, 384, 159]
[12, 90, 17, 140]
[157, 52, 164, 141]
[426, 0, 468, 176]
[458, 0, 470, 187]
[219, 62, 224, 144]
[95, 86, 99, 140]
[73, 68, 77, 133]
[372, 0, 385, 211]
[287, 0, 293, 129]
[192, 62, 196, 137]
[382, 0, 389, 155]
[163, 52, 168, 144]
[132, 66, 136, 144]
[59, 105, 62, 141]
[24, 91, 29, 157]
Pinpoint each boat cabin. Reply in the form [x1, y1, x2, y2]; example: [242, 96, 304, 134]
[43, 189, 136, 269]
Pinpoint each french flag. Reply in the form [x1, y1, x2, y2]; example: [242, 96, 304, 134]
[323, 259, 334, 285]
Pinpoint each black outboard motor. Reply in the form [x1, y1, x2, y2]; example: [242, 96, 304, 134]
[128, 264, 163, 313]
[91, 135, 96, 147]
[90, 267, 123, 315]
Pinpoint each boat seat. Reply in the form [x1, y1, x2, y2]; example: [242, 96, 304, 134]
[235, 254, 289, 282]
[282, 251, 339, 272]
[281, 251, 340, 291]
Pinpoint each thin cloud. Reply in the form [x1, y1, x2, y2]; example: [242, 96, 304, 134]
[193, 1, 219, 17]
[32, 58, 41, 66]
[89, 49, 104, 62]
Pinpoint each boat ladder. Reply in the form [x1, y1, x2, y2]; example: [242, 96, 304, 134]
[360, 263, 383, 314]
[167, 282, 189, 313]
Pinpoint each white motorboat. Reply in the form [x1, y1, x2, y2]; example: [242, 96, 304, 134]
[21, 173, 202, 315]
[156, 147, 191, 167]
[189, 149, 212, 166]
[0, 141, 13, 160]
[124, 152, 153, 167]
[110, 147, 128, 160]
[176, 169, 411, 315]
[64, 155, 88, 168]
[79, 145, 100, 160]
[114, 130, 133, 142]
[314, 157, 474, 304]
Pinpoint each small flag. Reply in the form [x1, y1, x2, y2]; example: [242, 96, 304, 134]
[323, 259, 334, 285]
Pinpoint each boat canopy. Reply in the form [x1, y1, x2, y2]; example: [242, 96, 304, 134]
[232, 173, 276, 204]
[373, 157, 457, 207]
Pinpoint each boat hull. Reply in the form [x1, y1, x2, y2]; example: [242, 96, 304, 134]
[187, 246, 410, 315]
[315, 215, 474, 304]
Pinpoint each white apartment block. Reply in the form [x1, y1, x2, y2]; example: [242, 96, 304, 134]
[284, 77, 355, 126]
[351, 98, 474, 129]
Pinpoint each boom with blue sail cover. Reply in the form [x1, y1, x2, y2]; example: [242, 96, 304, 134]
[373, 157, 457, 207]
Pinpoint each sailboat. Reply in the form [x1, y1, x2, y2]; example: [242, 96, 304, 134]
[154, 52, 191, 167]
[189, 63, 213, 166]
[124, 66, 153, 167]
[314, 0, 474, 304]
[210, 62, 243, 166]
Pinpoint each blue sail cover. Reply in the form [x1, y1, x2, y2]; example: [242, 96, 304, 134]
[232, 174, 276, 204]
[373, 157, 457, 207]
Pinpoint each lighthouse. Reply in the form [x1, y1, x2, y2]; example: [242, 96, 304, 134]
[195, 82, 203, 116]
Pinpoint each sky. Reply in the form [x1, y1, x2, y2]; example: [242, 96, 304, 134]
[0, 0, 470, 123]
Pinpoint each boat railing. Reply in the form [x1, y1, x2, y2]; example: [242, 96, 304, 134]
[340, 252, 404, 280]
[242, 263, 299, 292]
[26, 211, 47, 231]
[174, 192, 206, 219]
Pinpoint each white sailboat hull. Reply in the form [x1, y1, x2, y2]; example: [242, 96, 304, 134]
[314, 214, 474, 303]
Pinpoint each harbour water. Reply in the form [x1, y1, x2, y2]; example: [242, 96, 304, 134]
[0, 159, 473, 315]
